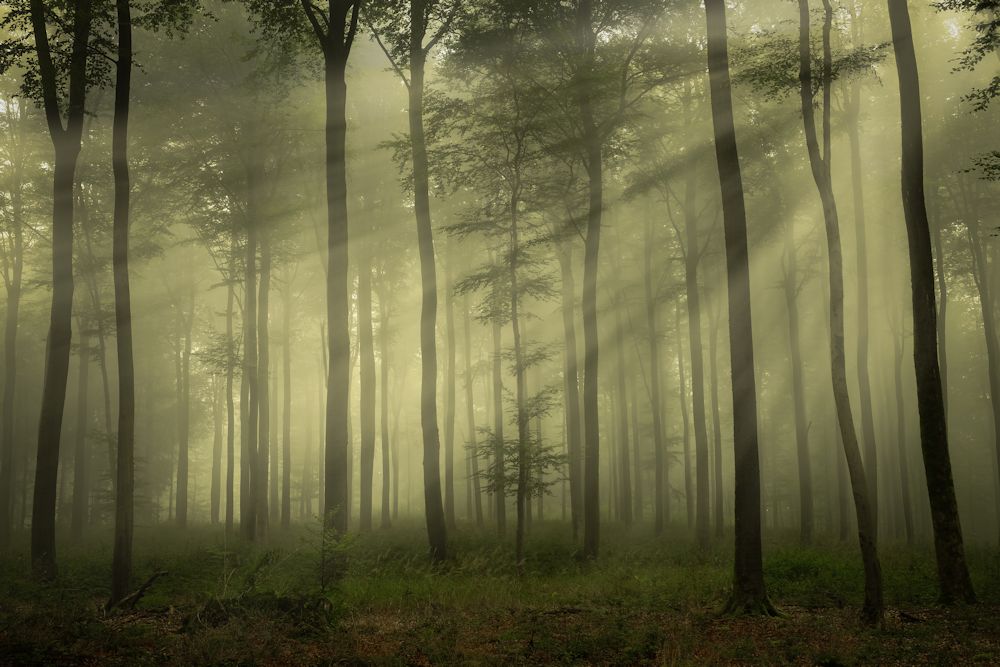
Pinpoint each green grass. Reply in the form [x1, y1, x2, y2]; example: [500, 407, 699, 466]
[0, 521, 998, 665]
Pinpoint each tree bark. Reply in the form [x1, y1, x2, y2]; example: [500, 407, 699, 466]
[71, 327, 90, 541]
[887, 0, 976, 604]
[379, 280, 392, 529]
[463, 293, 484, 527]
[643, 216, 667, 535]
[557, 247, 583, 539]
[709, 302, 724, 538]
[783, 216, 812, 545]
[281, 278, 292, 529]
[444, 243, 457, 530]
[358, 261, 376, 531]
[29, 0, 93, 579]
[799, 0, 882, 625]
[704, 0, 773, 614]
[256, 236, 271, 538]
[408, 10, 447, 560]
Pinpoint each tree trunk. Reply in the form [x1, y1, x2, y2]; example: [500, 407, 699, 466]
[463, 293, 484, 527]
[242, 167, 258, 540]
[71, 328, 90, 541]
[676, 305, 693, 530]
[557, 247, 583, 539]
[379, 282, 392, 529]
[892, 335, 915, 545]
[226, 255, 236, 532]
[847, 89, 879, 537]
[799, 0, 882, 624]
[704, 0, 773, 614]
[409, 24, 447, 561]
[614, 297, 632, 527]
[211, 377, 222, 524]
[573, 0, 605, 560]
[643, 217, 667, 535]
[359, 262, 376, 531]
[932, 218, 949, 416]
[175, 298, 193, 527]
[510, 200, 530, 564]
[256, 237, 271, 538]
[783, 217, 812, 545]
[887, 0, 976, 604]
[491, 289, 506, 537]
[709, 302, 725, 537]
[281, 279, 292, 529]
[444, 243, 457, 530]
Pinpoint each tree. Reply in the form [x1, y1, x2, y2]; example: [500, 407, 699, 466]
[797, 0, 882, 625]
[702, 0, 774, 615]
[21, 0, 95, 579]
[886, 0, 976, 605]
[368, 0, 461, 561]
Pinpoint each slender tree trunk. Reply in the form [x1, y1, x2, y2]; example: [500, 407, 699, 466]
[175, 299, 193, 527]
[491, 291, 506, 536]
[680, 164, 711, 549]
[574, 0, 604, 559]
[709, 302, 724, 537]
[847, 90, 879, 536]
[281, 279, 292, 529]
[932, 219, 949, 416]
[409, 23, 447, 561]
[71, 328, 90, 541]
[893, 335, 915, 545]
[359, 261, 376, 531]
[557, 247, 583, 539]
[242, 168, 259, 540]
[463, 293, 484, 527]
[887, 0, 976, 604]
[614, 297, 632, 527]
[799, 0, 882, 624]
[226, 259, 236, 532]
[379, 283, 392, 529]
[676, 306, 693, 530]
[256, 237, 271, 538]
[783, 217, 812, 544]
[643, 217, 667, 534]
[704, 0, 773, 613]
[211, 377, 222, 524]
[444, 243, 457, 530]
[510, 211, 530, 564]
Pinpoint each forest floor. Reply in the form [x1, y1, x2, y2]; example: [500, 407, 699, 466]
[0, 521, 998, 666]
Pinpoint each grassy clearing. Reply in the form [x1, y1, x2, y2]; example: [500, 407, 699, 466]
[0, 521, 997, 665]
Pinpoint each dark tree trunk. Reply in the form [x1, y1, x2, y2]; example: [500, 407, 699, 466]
[932, 219, 949, 416]
[71, 328, 90, 541]
[704, 0, 773, 614]
[799, 0, 882, 625]
[510, 200, 530, 564]
[783, 217, 812, 545]
[408, 15, 447, 561]
[887, 0, 976, 604]
[359, 262, 376, 532]
[557, 247, 583, 539]
[29, 0, 93, 579]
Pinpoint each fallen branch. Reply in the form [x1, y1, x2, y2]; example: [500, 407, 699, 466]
[107, 571, 169, 612]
